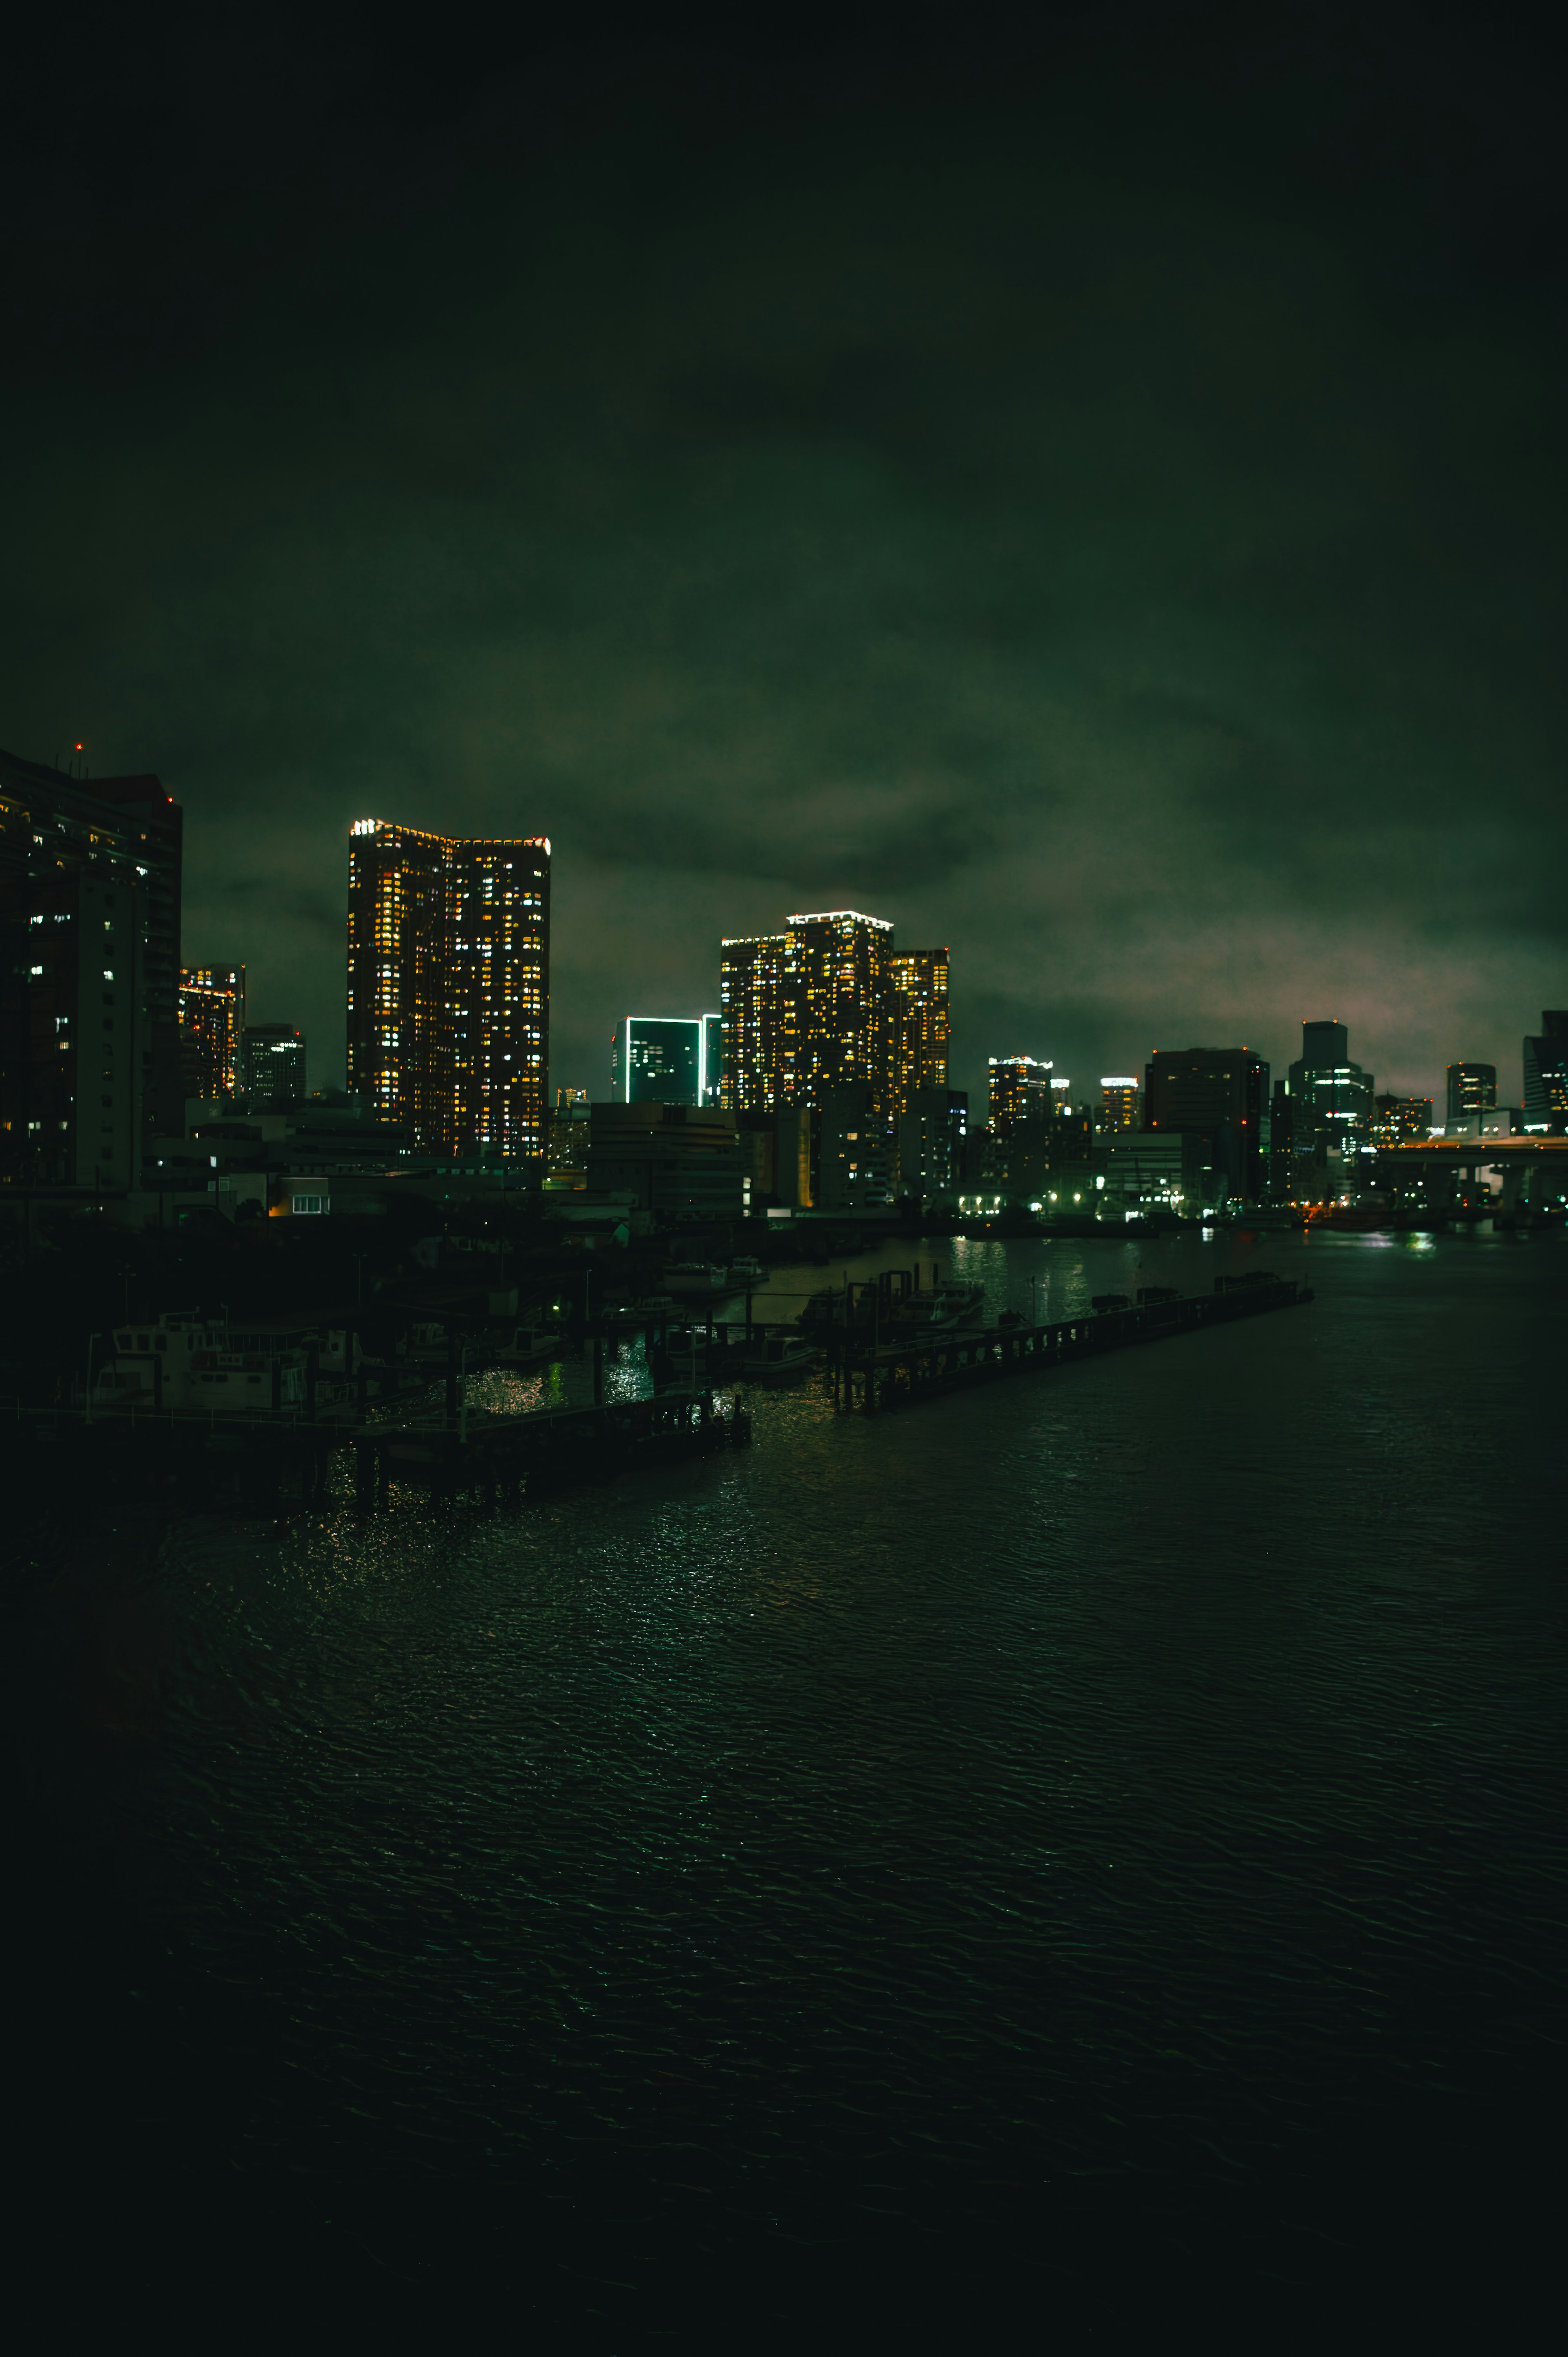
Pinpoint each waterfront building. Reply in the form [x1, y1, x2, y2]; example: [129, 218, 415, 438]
[0, 744, 185, 1189]
[346, 818, 550, 1158]
[179, 965, 246, 1101]
[1446, 1062, 1497, 1121]
[890, 950, 950, 1104]
[987, 1055, 1053, 1138]
[1523, 1012, 1568, 1134]
[1143, 1046, 1269, 1203]
[1373, 1093, 1433, 1148]
[1099, 1077, 1140, 1132]
[1100, 1133, 1194, 1218]
[1285, 1021, 1374, 1196]
[586, 1102, 743, 1226]
[242, 1021, 304, 1104]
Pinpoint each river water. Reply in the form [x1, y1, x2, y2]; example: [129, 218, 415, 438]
[13, 1226, 1567, 2331]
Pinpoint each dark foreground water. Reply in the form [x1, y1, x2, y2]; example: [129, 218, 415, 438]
[12, 1227, 1567, 2333]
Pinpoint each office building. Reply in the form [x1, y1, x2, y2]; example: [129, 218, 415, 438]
[586, 1102, 742, 1226]
[243, 1023, 306, 1104]
[987, 1055, 1053, 1138]
[1100, 1134, 1193, 1218]
[1, 745, 183, 1189]
[346, 818, 550, 1158]
[1373, 1093, 1432, 1148]
[898, 1086, 968, 1200]
[1285, 1020, 1374, 1192]
[1144, 1046, 1269, 1203]
[1446, 1062, 1497, 1121]
[1523, 1012, 1568, 1133]
[819, 1081, 895, 1210]
[612, 1015, 703, 1106]
[1099, 1077, 1140, 1132]
[890, 949, 950, 1105]
[179, 966, 246, 1100]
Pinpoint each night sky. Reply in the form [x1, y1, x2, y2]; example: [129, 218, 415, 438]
[5, 4, 1564, 1106]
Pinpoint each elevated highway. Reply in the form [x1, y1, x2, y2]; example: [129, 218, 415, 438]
[1374, 1135, 1568, 1220]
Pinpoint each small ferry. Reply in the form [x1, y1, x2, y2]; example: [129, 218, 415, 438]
[742, 1335, 823, 1387]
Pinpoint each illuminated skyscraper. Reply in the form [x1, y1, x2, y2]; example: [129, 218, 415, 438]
[1446, 1062, 1497, 1121]
[179, 965, 246, 1100]
[720, 909, 897, 1115]
[890, 949, 950, 1107]
[987, 1054, 1053, 1138]
[1286, 1021, 1372, 1193]
[346, 819, 550, 1157]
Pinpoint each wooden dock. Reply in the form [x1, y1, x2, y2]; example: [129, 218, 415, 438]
[823, 1273, 1314, 1413]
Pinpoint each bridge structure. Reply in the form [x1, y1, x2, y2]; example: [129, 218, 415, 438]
[1373, 1136, 1568, 1222]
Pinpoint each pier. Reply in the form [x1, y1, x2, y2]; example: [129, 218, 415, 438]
[821, 1271, 1314, 1414]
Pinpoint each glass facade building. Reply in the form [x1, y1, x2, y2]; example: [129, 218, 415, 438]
[1446, 1063, 1497, 1121]
[1286, 1020, 1374, 1195]
[1523, 1013, 1568, 1134]
[1144, 1047, 1269, 1204]
[347, 820, 550, 1158]
[243, 1022, 305, 1104]
[613, 1016, 703, 1106]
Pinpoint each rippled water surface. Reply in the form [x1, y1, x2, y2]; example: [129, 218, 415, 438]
[16, 1228, 1568, 2327]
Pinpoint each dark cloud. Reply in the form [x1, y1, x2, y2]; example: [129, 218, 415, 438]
[2, 4, 1563, 1104]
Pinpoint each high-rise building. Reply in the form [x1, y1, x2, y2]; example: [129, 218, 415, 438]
[987, 1055, 1053, 1138]
[347, 820, 550, 1158]
[1099, 1077, 1140, 1132]
[586, 1102, 743, 1225]
[1, 745, 182, 1189]
[898, 1086, 968, 1200]
[1446, 1063, 1497, 1121]
[719, 909, 897, 1116]
[1144, 1047, 1269, 1203]
[1286, 1020, 1374, 1192]
[890, 949, 950, 1106]
[179, 965, 246, 1101]
[1372, 1093, 1432, 1147]
[243, 1023, 306, 1104]
[1523, 1012, 1568, 1134]
[613, 1016, 703, 1106]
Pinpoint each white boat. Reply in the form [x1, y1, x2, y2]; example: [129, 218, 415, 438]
[728, 1256, 766, 1282]
[663, 1262, 731, 1296]
[493, 1324, 560, 1367]
[889, 1282, 985, 1330]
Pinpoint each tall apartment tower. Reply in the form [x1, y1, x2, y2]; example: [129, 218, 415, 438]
[243, 1022, 306, 1104]
[987, 1054, 1053, 1138]
[719, 909, 897, 1114]
[1, 745, 182, 1188]
[890, 948, 950, 1104]
[347, 819, 550, 1157]
[1446, 1062, 1497, 1121]
[179, 964, 246, 1100]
